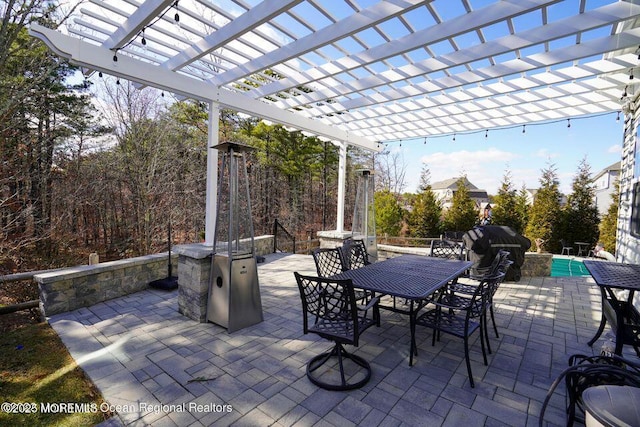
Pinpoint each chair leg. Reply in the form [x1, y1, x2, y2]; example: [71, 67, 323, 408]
[307, 343, 372, 391]
[463, 334, 475, 388]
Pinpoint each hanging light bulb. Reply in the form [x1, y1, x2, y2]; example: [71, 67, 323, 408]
[567, 118, 571, 128]
[141, 28, 147, 51]
[161, 91, 165, 97]
[399, 139, 402, 148]
[423, 137, 427, 144]
[452, 133, 456, 142]
[174, 1, 180, 29]
[116, 78, 120, 85]
[485, 129, 488, 139]
[98, 71, 103, 78]
[631, 68, 635, 80]
[113, 53, 118, 62]
[522, 124, 526, 134]
[617, 111, 621, 122]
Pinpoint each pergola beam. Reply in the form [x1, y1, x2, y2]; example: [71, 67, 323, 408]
[29, 24, 381, 153]
[101, 0, 174, 50]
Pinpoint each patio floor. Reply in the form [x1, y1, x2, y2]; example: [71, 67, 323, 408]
[47, 253, 631, 427]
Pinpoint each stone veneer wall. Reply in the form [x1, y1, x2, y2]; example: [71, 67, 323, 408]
[35, 252, 178, 317]
[174, 235, 274, 323]
[33, 235, 275, 318]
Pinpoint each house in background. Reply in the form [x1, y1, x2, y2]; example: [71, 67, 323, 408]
[431, 177, 489, 211]
[593, 161, 621, 216]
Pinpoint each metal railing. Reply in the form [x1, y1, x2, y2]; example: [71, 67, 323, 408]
[273, 219, 296, 254]
[0, 270, 46, 315]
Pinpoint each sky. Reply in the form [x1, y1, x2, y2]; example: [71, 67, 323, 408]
[389, 112, 624, 196]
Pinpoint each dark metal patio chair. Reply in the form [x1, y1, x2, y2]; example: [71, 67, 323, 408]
[416, 272, 505, 388]
[429, 239, 465, 260]
[539, 353, 640, 426]
[561, 239, 574, 256]
[312, 247, 347, 277]
[342, 239, 371, 270]
[294, 272, 380, 390]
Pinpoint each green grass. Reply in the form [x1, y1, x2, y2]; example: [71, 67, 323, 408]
[0, 322, 111, 426]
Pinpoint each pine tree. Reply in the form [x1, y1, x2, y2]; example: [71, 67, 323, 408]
[525, 163, 562, 252]
[442, 177, 478, 232]
[561, 158, 600, 248]
[599, 179, 619, 255]
[408, 165, 442, 237]
[492, 170, 523, 233]
[374, 190, 403, 236]
[515, 184, 530, 233]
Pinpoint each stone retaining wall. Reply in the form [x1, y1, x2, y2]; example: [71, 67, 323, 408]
[34, 253, 177, 317]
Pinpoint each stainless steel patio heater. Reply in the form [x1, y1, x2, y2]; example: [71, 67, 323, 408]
[352, 169, 377, 262]
[206, 142, 263, 332]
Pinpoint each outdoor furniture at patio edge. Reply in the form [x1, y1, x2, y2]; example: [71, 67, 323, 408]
[561, 239, 575, 256]
[294, 272, 380, 391]
[584, 260, 640, 356]
[330, 254, 473, 366]
[312, 247, 347, 277]
[342, 239, 371, 270]
[575, 241, 590, 257]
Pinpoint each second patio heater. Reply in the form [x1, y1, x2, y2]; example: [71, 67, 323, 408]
[352, 169, 377, 262]
[206, 142, 263, 332]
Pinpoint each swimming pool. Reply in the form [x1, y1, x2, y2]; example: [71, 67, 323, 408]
[550, 257, 591, 277]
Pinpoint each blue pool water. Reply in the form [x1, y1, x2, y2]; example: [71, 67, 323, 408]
[550, 257, 591, 277]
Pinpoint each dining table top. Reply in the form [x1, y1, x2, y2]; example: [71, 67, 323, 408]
[331, 254, 473, 300]
[583, 260, 640, 292]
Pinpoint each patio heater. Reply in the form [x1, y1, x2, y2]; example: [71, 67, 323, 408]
[206, 142, 263, 332]
[351, 169, 377, 262]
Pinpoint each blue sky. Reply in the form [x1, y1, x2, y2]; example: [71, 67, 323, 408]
[391, 112, 624, 195]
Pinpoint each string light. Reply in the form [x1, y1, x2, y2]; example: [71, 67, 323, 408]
[522, 124, 526, 134]
[485, 129, 488, 139]
[630, 69, 635, 80]
[112, 53, 118, 62]
[116, 78, 120, 85]
[617, 111, 621, 122]
[174, 0, 180, 28]
[567, 118, 571, 128]
[98, 71, 103, 78]
[423, 137, 427, 144]
[452, 133, 456, 142]
[141, 28, 147, 46]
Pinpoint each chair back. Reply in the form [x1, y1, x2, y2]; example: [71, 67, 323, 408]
[343, 239, 370, 270]
[294, 272, 361, 345]
[467, 272, 506, 319]
[312, 247, 347, 277]
[430, 239, 464, 260]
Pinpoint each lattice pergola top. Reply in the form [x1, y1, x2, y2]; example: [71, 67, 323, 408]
[30, 0, 640, 150]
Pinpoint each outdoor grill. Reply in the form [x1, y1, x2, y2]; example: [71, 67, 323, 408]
[463, 225, 531, 282]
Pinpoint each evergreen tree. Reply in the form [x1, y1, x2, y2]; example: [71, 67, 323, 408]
[442, 177, 478, 232]
[492, 170, 523, 233]
[525, 163, 562, 252]
[515, 184, 530, 234]
[561, 158, 600, 248]
[374, 190, 403, 236]
[408, 165, 442, 237]
[599, 179, 619, 255]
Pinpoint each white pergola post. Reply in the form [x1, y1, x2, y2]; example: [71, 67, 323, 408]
[205, 102, 220, 245]
[336, 142, 347, 233]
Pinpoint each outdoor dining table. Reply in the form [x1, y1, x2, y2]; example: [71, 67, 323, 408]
[584, 260, 640, 356]
[331, 254, 473, 366]
[575, 241, 590, 257]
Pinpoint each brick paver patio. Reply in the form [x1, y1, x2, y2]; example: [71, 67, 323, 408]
[47, 253, 628, 426]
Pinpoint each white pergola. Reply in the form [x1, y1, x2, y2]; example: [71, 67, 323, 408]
[29, 0, 640, 242]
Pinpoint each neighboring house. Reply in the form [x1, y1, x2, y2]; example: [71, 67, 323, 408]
[430, 177, 489, 210]
[592, 161, 621, 216]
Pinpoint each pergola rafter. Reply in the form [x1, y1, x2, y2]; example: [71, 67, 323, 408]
[28, 0, 640, 238]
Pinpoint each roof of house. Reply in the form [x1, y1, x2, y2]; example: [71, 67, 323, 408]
[593, 161, 621, 181]
[431, 177, 478, 190]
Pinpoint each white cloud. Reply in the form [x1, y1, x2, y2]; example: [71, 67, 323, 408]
[607, 144, 622, 154]
[419, 148, 520, 194]
[535, 148, 559, 159]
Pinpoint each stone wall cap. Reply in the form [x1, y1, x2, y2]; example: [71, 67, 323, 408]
[33, 252, 174, 283]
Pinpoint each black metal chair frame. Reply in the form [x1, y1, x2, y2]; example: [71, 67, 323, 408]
[342, 239, 371, 270]
[312, 247, 347, 277]
[294, 272, 380, 390]
[450, 250, 512, 350]
[415, 272, 505, 388]
[539, 353, 640, 427]
[430, 239, 465, 260]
